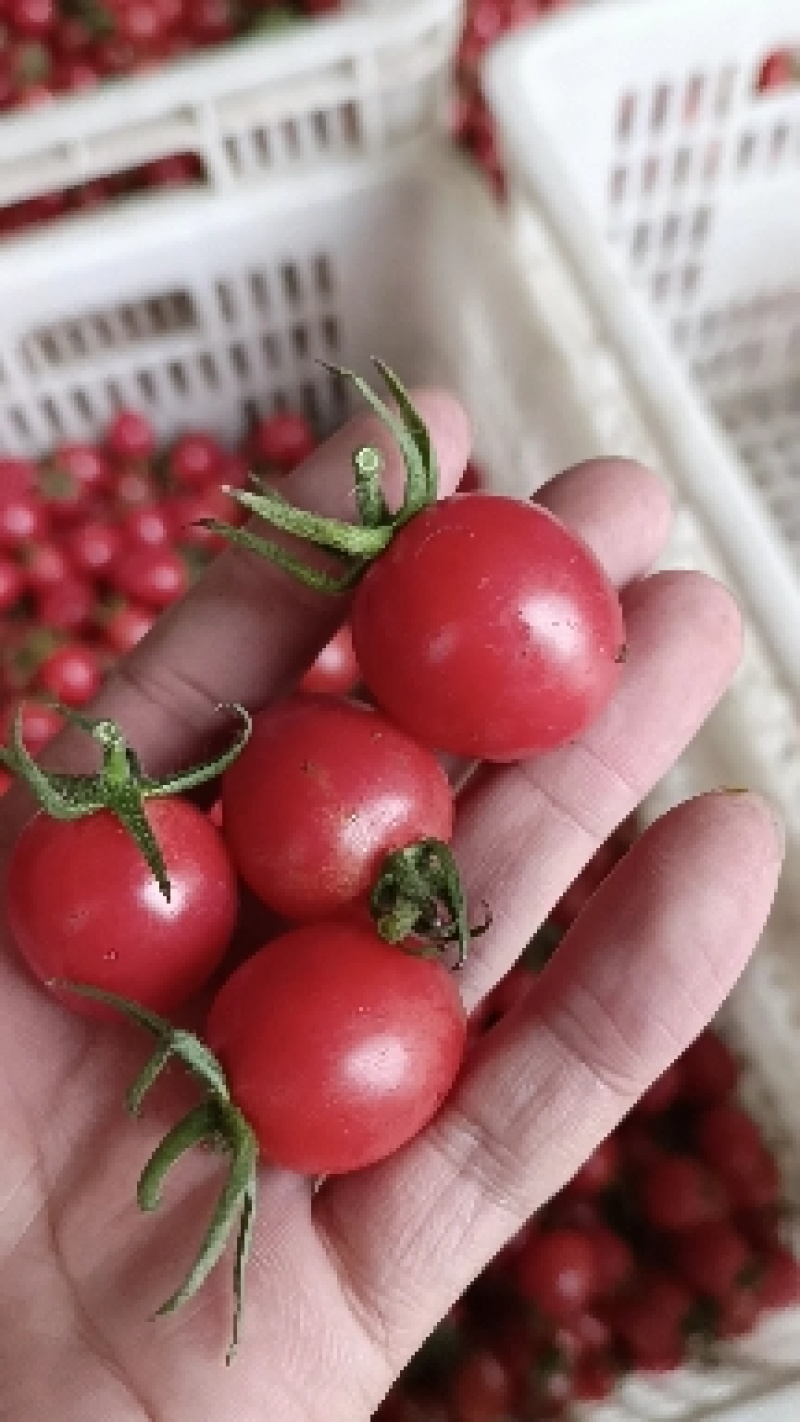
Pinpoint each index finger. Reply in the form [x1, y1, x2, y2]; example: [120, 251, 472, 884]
[8, 391, 470, 792]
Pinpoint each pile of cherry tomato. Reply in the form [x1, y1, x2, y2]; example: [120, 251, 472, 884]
[0, 403, 319, 786]
[376, 835, 800, 1422]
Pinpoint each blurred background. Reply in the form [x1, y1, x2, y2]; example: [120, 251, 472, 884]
[2, 1, 800, 1417]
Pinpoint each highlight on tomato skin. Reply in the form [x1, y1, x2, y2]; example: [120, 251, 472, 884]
[206, 920, 467, 1176]
[350, 494, 626, 762]
[220, 693, 454, 922]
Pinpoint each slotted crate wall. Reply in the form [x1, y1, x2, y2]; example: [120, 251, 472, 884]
[485, 0, 800, 697]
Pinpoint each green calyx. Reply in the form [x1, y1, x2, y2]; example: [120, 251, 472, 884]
[201, 360, 440, 593]
[0, 700, 251, 901]
[371, 839, 490, 969]
[54, 983, 258, 1365]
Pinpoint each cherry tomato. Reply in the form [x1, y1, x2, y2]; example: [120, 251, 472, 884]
[758, 1247, 800, 1310]
[680, 1031, 740, 1103]
[674, 1222, 750, 1300]
[585, 1225, 634, 1297]
[37, 642, 102, 706]
[351, 495, 625, 760]
[574, 1354, 617, 1402]
[299, 624, 360, 697]
[103, 600, 156, 654]
[0, 493, 48, 548]
[106, 409, 156, 461]
[121, 504, 173, 549]
[606, 1272, 690, 1371]
[221, 694, 453, 921]
[641, 1155, 727, 1231]
[250, 410, 316, 471]
[450, 1348, 513, 1422]
[205, 921, 466, 1174]
[7, 798, 237, 1018]
[114, 546, 187, 607]
[37, 575, 94, 632]
[22, 539, 71, 592]
[516, 1229, 598, 1322]
[65, 518, 122, 578]
[168, 431, 224, 489]
[719, 1284, 764, 1339]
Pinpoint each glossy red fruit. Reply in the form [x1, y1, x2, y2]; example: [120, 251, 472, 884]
[37, 576, 94, 633]
[104, 601, 155, 654]
[758, 1246, 800, 1310]
[758, 51, 797, 92]
[9, 0, 55, 37]
[206, 921, 466, 1174]
[299, 624, 360, 697]
[250, 410, 316, 471]
[121, 504, 173, 549]
[696, 1103, 769, 1192]
[142, 152, 203, 187]
[674, 1222, 751, 1300]
[728, 1150, 781, 1211]
[167, 485, 237, 552]
[189, 0, 235, 43]
[106, 408, 156, 461]
[45, 442, 111, 508]
[564, 1136, 619, 1198]
[450, 1349, 513, 1422]
[222, 694, 453, 921]
[680, 1032, 740, 1103]
[574, 1354, 617, 1401]
[114, 546, 187, 607]
[719, 1284, 764, 1339]
[66, 519, 122, 578]
[606, 1272, 691, 1370]
[517, 1229, 598, 1322]
[169, 431, 224, 489]
[37, 642, 102, 706]
[0, 494, 49, 548]
[0, 556, 24, 611]
[351, 495, 625, 761]
[641, 1155, 727, 1231]
[115, 0, 167, 44]
[22, 540, 70, 592]
[0, 457, 36, 497]
[587, 1225, 634, 1297]
[8, 799, 237, 1018]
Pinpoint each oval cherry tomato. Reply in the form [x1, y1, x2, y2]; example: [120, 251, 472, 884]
[299, 624, 360, 697]
[205, 920, 466, 1174]
[516, 1228, 598, 1322]
[351, 495, 625, 760]
[221, 694, 453, 921]
[250, 410, 315, 472]
[7, 798, 237, 1018]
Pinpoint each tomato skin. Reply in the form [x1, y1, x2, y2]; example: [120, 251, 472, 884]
[299, 624, 360, 697]
[7, 798, 237, 1019]
[206, 922, 466, 1174]
[351, 495, 625, 760]
[221, 694, 453, 921]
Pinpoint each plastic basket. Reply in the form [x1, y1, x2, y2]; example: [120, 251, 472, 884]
[2, 141, 800, 1418]
[0, 0, 462, 211]
[484, 0, 800, 704]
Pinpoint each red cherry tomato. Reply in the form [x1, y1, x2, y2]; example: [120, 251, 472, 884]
[65, 518, 122, 578]
[37, 642, 102, 706]
[205, 921, 466, 1174]
[0, 494, 49, 548]
[7, 799, 237, 1018]
[680, 1031, 740, 1103]
[758, 1247, 800, 1310]
[641, 1155, 727, 1231]
[674, 1222, 751, 1301]
[104, 601, 156, 654]
[299, 624, 360, 697]
[221, 694, 453, 921]
[106, 409, 156, 461]
[250, 410, 316, 471]
[351, 495, 625, 760]
[450, 1348, 513, 1422]
[121, 504, 173, 549]
[37, 575, 94, 633]
[168, 431, 224, 489]
[516, 1229, 598, 1322]
[0, 457, 36, 497]
[114, 546, 187, 607]
[585, 1224, 634, 1297]
[22, 539, 71, 592]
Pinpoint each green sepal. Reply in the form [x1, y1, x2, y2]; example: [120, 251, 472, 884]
[370, 838, 488, 969]
[1, 701, 251, 900]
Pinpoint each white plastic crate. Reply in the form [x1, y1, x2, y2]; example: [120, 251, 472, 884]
[2, 142, 800, 1419]
[485, 0, 800, 704]
[0, 0, 461, 210]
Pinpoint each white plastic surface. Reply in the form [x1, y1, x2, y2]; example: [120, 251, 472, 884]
[2, 142, 800, 1419]
[484, 0, 800, 699]
[0, 0, 461, 208]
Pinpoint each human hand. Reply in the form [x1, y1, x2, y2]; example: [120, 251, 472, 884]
[0, 393, 782, 1421]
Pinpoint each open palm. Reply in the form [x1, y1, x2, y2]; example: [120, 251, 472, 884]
[0, 395, 782, 1422]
